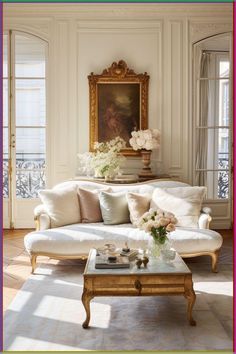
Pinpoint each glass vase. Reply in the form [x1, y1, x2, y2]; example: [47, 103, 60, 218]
[148, 236, 172, 259]
[148, 238, 162, 259]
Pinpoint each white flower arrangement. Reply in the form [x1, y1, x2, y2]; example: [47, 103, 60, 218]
[78, 136, 126, 178]
[137, 209, 178, 244]
[129, 129, 161, 151]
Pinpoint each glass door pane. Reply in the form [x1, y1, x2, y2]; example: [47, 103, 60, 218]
[3, 34, 9, 199]
[15, 34, 46, 78]
[14, 33, 46, 199]
[15, 79, 46, 126]
[3, 34, 8, 78]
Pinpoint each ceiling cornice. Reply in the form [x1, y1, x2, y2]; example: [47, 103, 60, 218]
[3, 3, 233, 19]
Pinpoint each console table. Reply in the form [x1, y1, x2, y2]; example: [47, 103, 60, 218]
[74, 174, 172, 184]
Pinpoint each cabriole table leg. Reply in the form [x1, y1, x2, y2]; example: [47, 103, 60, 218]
[184, 275, 196, 326]
[82, 289, 93, 329]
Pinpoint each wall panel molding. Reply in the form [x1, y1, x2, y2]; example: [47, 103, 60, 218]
[170, 20, 183, 170]
[53, 20, 70, 172]
[76, 20, 163, 175]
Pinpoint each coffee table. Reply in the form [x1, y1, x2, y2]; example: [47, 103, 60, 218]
[82, 249, 196, 328]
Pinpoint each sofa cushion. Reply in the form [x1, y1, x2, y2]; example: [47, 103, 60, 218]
[38, 186, 80, 228]
[99, 191, 130, 225]
[151, 186, 206, 228]
[78, 187, 111, 223]
[24, 223, 222, 256]
[126, 192, 151, 225]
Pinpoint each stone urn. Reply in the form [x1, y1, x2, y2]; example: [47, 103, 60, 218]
[139, 150, 155, 178]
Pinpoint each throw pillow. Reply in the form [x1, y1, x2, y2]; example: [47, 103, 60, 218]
[38, 186, 81, 228]
[99, 191, 130, 225]
[78, 187, 111, 223]
[126, 192, 151, 225]
[150, 186, 206, 228]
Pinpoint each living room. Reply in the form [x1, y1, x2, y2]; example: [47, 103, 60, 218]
[3, 2, 233, 352]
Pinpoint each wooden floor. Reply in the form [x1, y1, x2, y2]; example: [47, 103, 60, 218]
[3, 228, 233, 313]
[3, 229, 50, 312]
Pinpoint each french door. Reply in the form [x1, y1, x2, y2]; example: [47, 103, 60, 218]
[3, 31, 47, 228]
[193, 33, 232, 229]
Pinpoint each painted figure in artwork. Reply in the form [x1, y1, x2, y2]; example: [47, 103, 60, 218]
[98, 84, 140, 145]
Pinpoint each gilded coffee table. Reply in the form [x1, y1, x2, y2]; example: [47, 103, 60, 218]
[82, 249, 196, 328]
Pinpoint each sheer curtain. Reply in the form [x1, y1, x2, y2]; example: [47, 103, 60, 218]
[195, 52, 211, 186]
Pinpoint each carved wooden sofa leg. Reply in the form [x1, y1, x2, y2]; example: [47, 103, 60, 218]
[211, 250, 220, 273]
[30, 254, 37, 274]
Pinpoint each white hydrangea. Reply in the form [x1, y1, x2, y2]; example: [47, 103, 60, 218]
[129, 129, 161, 151]
[78, 136, 126, 178]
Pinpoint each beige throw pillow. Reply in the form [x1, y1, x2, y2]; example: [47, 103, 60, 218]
[38, 186, 81, 228]
[78, 187, 111, 223]
[126, 192, 151, 225]
[150, 186, 206, 228]
[99, 191, 130, 225]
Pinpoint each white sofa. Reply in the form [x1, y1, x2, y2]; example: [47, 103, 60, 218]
[24, 179, 223, 273]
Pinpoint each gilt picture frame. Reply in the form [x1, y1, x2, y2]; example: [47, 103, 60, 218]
[88, 60, 149, 156]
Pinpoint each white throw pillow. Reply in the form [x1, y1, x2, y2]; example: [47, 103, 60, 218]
[126, 192, 151, 225]
[150, 186, 206, 228]
[38, 186, 81, 228]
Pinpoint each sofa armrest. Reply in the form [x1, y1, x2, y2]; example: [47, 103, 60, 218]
[34, 204, 51, 231]
[198, 207, 212, 229]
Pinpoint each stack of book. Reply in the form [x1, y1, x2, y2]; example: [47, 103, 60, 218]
[95, 255, 130, 269]
[120, 249, 139, 260]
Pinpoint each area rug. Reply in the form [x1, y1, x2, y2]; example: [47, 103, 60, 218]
[4, 259, 233, 351]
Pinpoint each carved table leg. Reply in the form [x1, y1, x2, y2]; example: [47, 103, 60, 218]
[211, 250, 219, 273]
[184, 275, 196, 326]
[82, 289, 93, 329]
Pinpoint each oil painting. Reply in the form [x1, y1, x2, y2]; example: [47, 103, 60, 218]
[88, 60, 149, 156]
[97, 83, 140, 144]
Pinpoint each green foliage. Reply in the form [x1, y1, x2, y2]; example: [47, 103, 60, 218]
[150, 226, 168, 245]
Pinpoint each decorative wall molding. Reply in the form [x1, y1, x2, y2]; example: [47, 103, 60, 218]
[170, 20, 183, 170]
[3, 18, 51, 40]
[53, 20, 70, 171]
[189, 21, 232, 43]
[4, 3, 233, 19]
[76, 20, 162, 34]
[76, 21, 163, 173]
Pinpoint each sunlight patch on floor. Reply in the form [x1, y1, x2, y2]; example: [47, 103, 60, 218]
[7, 291, 32, 312]
[53, 279, 82, 287]
[8, 336, 77, 351]
[195, 281, 232, 296]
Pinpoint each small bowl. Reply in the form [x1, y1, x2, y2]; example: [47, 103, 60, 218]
[161, 249, 176, 262]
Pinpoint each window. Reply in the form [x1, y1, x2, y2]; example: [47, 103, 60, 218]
[195, 52, 230, 200]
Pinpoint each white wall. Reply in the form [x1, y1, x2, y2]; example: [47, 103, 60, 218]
[4, 4, 233, 228]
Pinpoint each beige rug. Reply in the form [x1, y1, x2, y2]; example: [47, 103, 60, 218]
[3, 255, 233, 351]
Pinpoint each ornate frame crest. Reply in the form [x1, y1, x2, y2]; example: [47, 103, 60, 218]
[88, 60, 149, 156]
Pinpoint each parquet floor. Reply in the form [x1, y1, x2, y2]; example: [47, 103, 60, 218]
[3, 229, 51, 312]
[3, 228, 233, 313]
